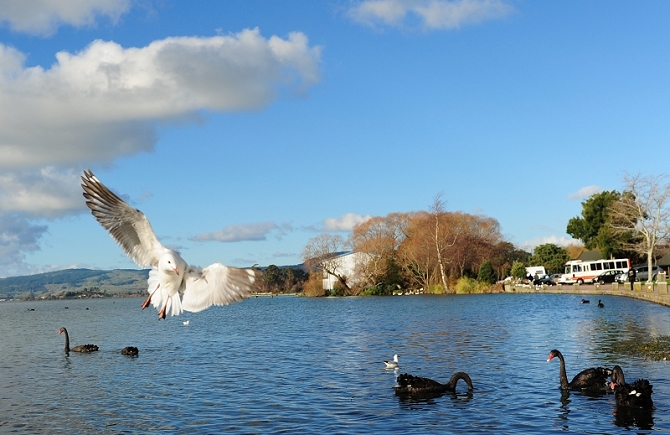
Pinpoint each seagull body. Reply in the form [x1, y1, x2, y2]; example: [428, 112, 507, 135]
[81, 170, 260, 319]
[384, 354, 399, 369]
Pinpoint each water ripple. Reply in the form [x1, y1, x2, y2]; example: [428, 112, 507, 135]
[0, 294, 668, 433]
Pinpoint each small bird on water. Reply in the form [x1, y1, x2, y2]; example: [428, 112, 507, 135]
[384, 354, 400, 369]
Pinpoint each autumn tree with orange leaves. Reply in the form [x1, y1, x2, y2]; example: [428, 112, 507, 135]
[349, 212, 413, 289]
[348, 205, 505, 293]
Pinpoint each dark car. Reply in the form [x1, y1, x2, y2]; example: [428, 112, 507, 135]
[592, 270, 623, 284]
[533, 274, 556, 286]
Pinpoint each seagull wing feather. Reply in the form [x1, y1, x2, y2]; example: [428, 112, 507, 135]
[81, 170, 164, 268]
[181, 263, 259, 312]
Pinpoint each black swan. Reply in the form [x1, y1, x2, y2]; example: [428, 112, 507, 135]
[121, 346, 139, 356]
[58, 327, 98, 353]
[547, 349, 610, 391]
[581, 299, 590, 304]
[598, 300, 604, 308]
[610, 365, 654, 409]
[394, 372, 474, 398]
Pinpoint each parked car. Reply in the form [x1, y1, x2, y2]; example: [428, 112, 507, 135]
[592, 270, 624, 284]
[549, 273, 562, 283]
[633, 265, 664, 281]
[533, 274, 556, 286]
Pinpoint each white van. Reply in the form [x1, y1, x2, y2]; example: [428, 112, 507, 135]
[525, 266, 546, 278]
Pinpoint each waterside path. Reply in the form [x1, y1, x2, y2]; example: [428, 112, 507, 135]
[506, 281, 670, 307]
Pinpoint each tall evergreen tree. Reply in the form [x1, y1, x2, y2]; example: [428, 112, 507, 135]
[566, 190, 624, 258]
[531, 244, 570, 274]
[477, 260, 496, 284]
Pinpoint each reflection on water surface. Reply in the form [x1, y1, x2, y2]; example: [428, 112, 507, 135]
[0, 294, 668, 434]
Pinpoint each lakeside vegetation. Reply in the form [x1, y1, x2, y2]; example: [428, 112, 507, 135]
[613, 335, 670, 361]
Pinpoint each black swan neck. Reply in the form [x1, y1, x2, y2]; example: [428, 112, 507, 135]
[552, 350, 570, 389]
[61, 328, 70, 352]
[611, 366, 626, 385]
[447, 372, 474, 390]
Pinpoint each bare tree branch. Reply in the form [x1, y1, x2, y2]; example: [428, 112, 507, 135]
[609, 172, 670, 280]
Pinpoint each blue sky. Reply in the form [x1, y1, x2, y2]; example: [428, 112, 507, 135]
[0, 0, 669, 278]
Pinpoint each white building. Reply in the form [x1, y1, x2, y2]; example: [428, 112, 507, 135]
[321, 251, 371, 291]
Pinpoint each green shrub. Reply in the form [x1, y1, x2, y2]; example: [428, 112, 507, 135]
[425, 284, 445, 294]
[360, 284, 396, 296]
[477, 260, 496, 284]
[455, 277, 480, 294]
[511, 261, 527, 279]
[330, 281, 346, 296]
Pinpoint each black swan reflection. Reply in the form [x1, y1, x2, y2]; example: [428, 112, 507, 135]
[547, 349, 610, 392]
[58, 327, 98, 353]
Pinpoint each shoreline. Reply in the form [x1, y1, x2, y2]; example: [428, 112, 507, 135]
[505, 281, 670, 307]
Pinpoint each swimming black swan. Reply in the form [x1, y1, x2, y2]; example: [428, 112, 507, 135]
[394, 372, 474, 397]
[58, 327, 98, 353]
[121, 346, 139, 356]
[547, 349, 611, 391]
[610, 365, 654, 409]
[581, 299, 590, 304]
[598, 300, 604, 308]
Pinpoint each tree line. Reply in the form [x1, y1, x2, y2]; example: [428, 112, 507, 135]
[302, 194, 531, 296]
[278, 172, 670, 296]
[566, 173, 670, 279]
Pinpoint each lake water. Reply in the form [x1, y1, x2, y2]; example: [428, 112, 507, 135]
[1, 294, 669, 434]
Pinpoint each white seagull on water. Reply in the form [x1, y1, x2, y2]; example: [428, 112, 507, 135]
[384, 354, 400, 369]
[81, 170, 260, 319]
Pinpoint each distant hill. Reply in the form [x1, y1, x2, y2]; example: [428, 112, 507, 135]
[0, 268, 149, 300]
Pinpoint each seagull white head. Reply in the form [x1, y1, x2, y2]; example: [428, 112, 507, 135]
[159, 251, 186, 276]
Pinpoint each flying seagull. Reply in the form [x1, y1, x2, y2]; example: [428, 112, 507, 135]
[81, 170, 260, 319]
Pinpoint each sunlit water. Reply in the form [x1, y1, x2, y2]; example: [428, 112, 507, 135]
[1, 294, 669, 434]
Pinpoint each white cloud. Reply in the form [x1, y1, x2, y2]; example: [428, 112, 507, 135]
[0, 28, 321, 276]
[0, 167, 83, 218]
[567, 185, 602, 200]
[191, 222, 281, 243]
[0, 213, 49, 277]
[519, 235, 581, 253]
[0, 28, 321, 170]
[323, 213, 372, 231]
[0, 166, 86, 277]
[348, 0, 513, 30]
[0, 0, 131, 36]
